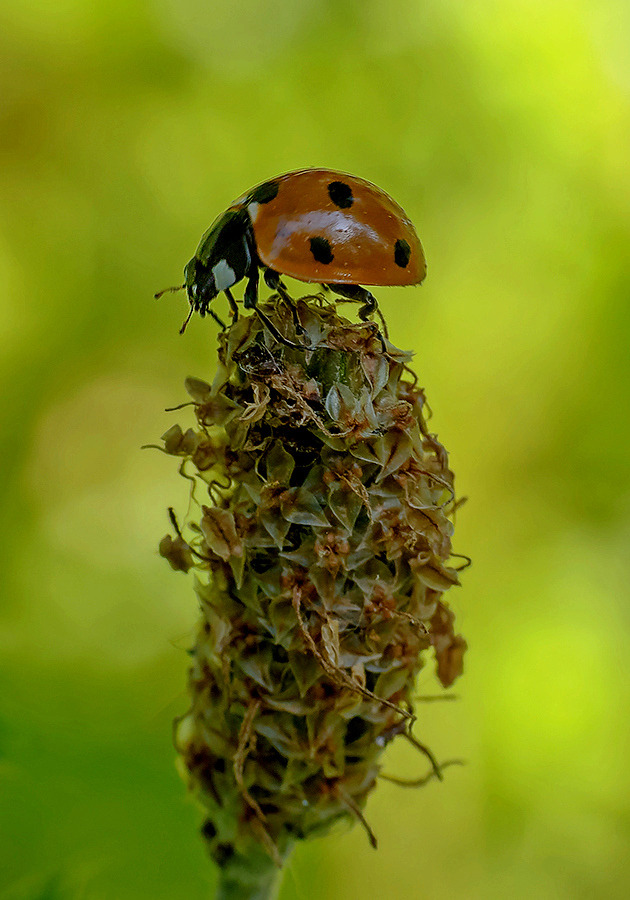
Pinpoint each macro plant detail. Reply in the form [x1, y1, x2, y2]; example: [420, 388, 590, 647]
[157, 296, 467, 899]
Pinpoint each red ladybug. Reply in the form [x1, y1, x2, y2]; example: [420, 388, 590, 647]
[159, 168, 426, 346]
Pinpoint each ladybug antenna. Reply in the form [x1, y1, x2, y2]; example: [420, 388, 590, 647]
[154, 284, 185, 300]
[179, 303, 195, 335]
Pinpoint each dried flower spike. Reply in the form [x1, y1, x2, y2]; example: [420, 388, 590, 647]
[158, 296, 467, 899]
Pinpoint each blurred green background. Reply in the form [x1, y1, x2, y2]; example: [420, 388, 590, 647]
[1, 0, 629, 897]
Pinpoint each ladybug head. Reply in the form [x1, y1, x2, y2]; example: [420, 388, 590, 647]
[184, 256, 217, 316]
[185, 210, 252, 317]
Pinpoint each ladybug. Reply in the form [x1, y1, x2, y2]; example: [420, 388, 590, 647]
[158, 168, 426, 347]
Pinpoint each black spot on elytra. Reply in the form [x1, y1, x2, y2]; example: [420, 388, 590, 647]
[309, 236, 334, 265]
[250, 180, 279, 204]
[328, 180, 354, 209]
[394, 238, 411, 268]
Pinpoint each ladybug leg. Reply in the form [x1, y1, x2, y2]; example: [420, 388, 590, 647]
[243, 267, 259, 310]
[208, 309, 227, 329]
[224, 288, 239, 320]
[326, 283, 377, 318]
[334, 284, 378, 321]
[327, 284, 388, 349]
[255, 307, 312, 351]
[263, 268, 306, 336]
[194, 304, 226, 331]
[245, 265, 311, 351]
[262, 266, 288, 299]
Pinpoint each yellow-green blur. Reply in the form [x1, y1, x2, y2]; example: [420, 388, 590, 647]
[0, 1, 628, 898]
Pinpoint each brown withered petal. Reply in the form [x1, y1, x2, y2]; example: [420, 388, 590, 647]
[158, 296, 467, 897]
[435, 634, 468, 688]
[160, 424, 202, 456]
[184, 376, 212, 403]
[158, 534, 194, 572]
[200, 507, 243, 561]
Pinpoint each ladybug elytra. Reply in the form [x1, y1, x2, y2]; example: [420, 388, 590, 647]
[158, 168, 426, 347]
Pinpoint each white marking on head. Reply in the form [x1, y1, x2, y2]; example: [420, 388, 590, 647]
[247, 201, 260, 223]
[212, 259, 236, 292]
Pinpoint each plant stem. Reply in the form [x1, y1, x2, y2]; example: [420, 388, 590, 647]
[216, 861, 283, 900]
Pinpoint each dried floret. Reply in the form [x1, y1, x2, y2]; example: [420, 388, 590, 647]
[158, 296, 467, 898]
